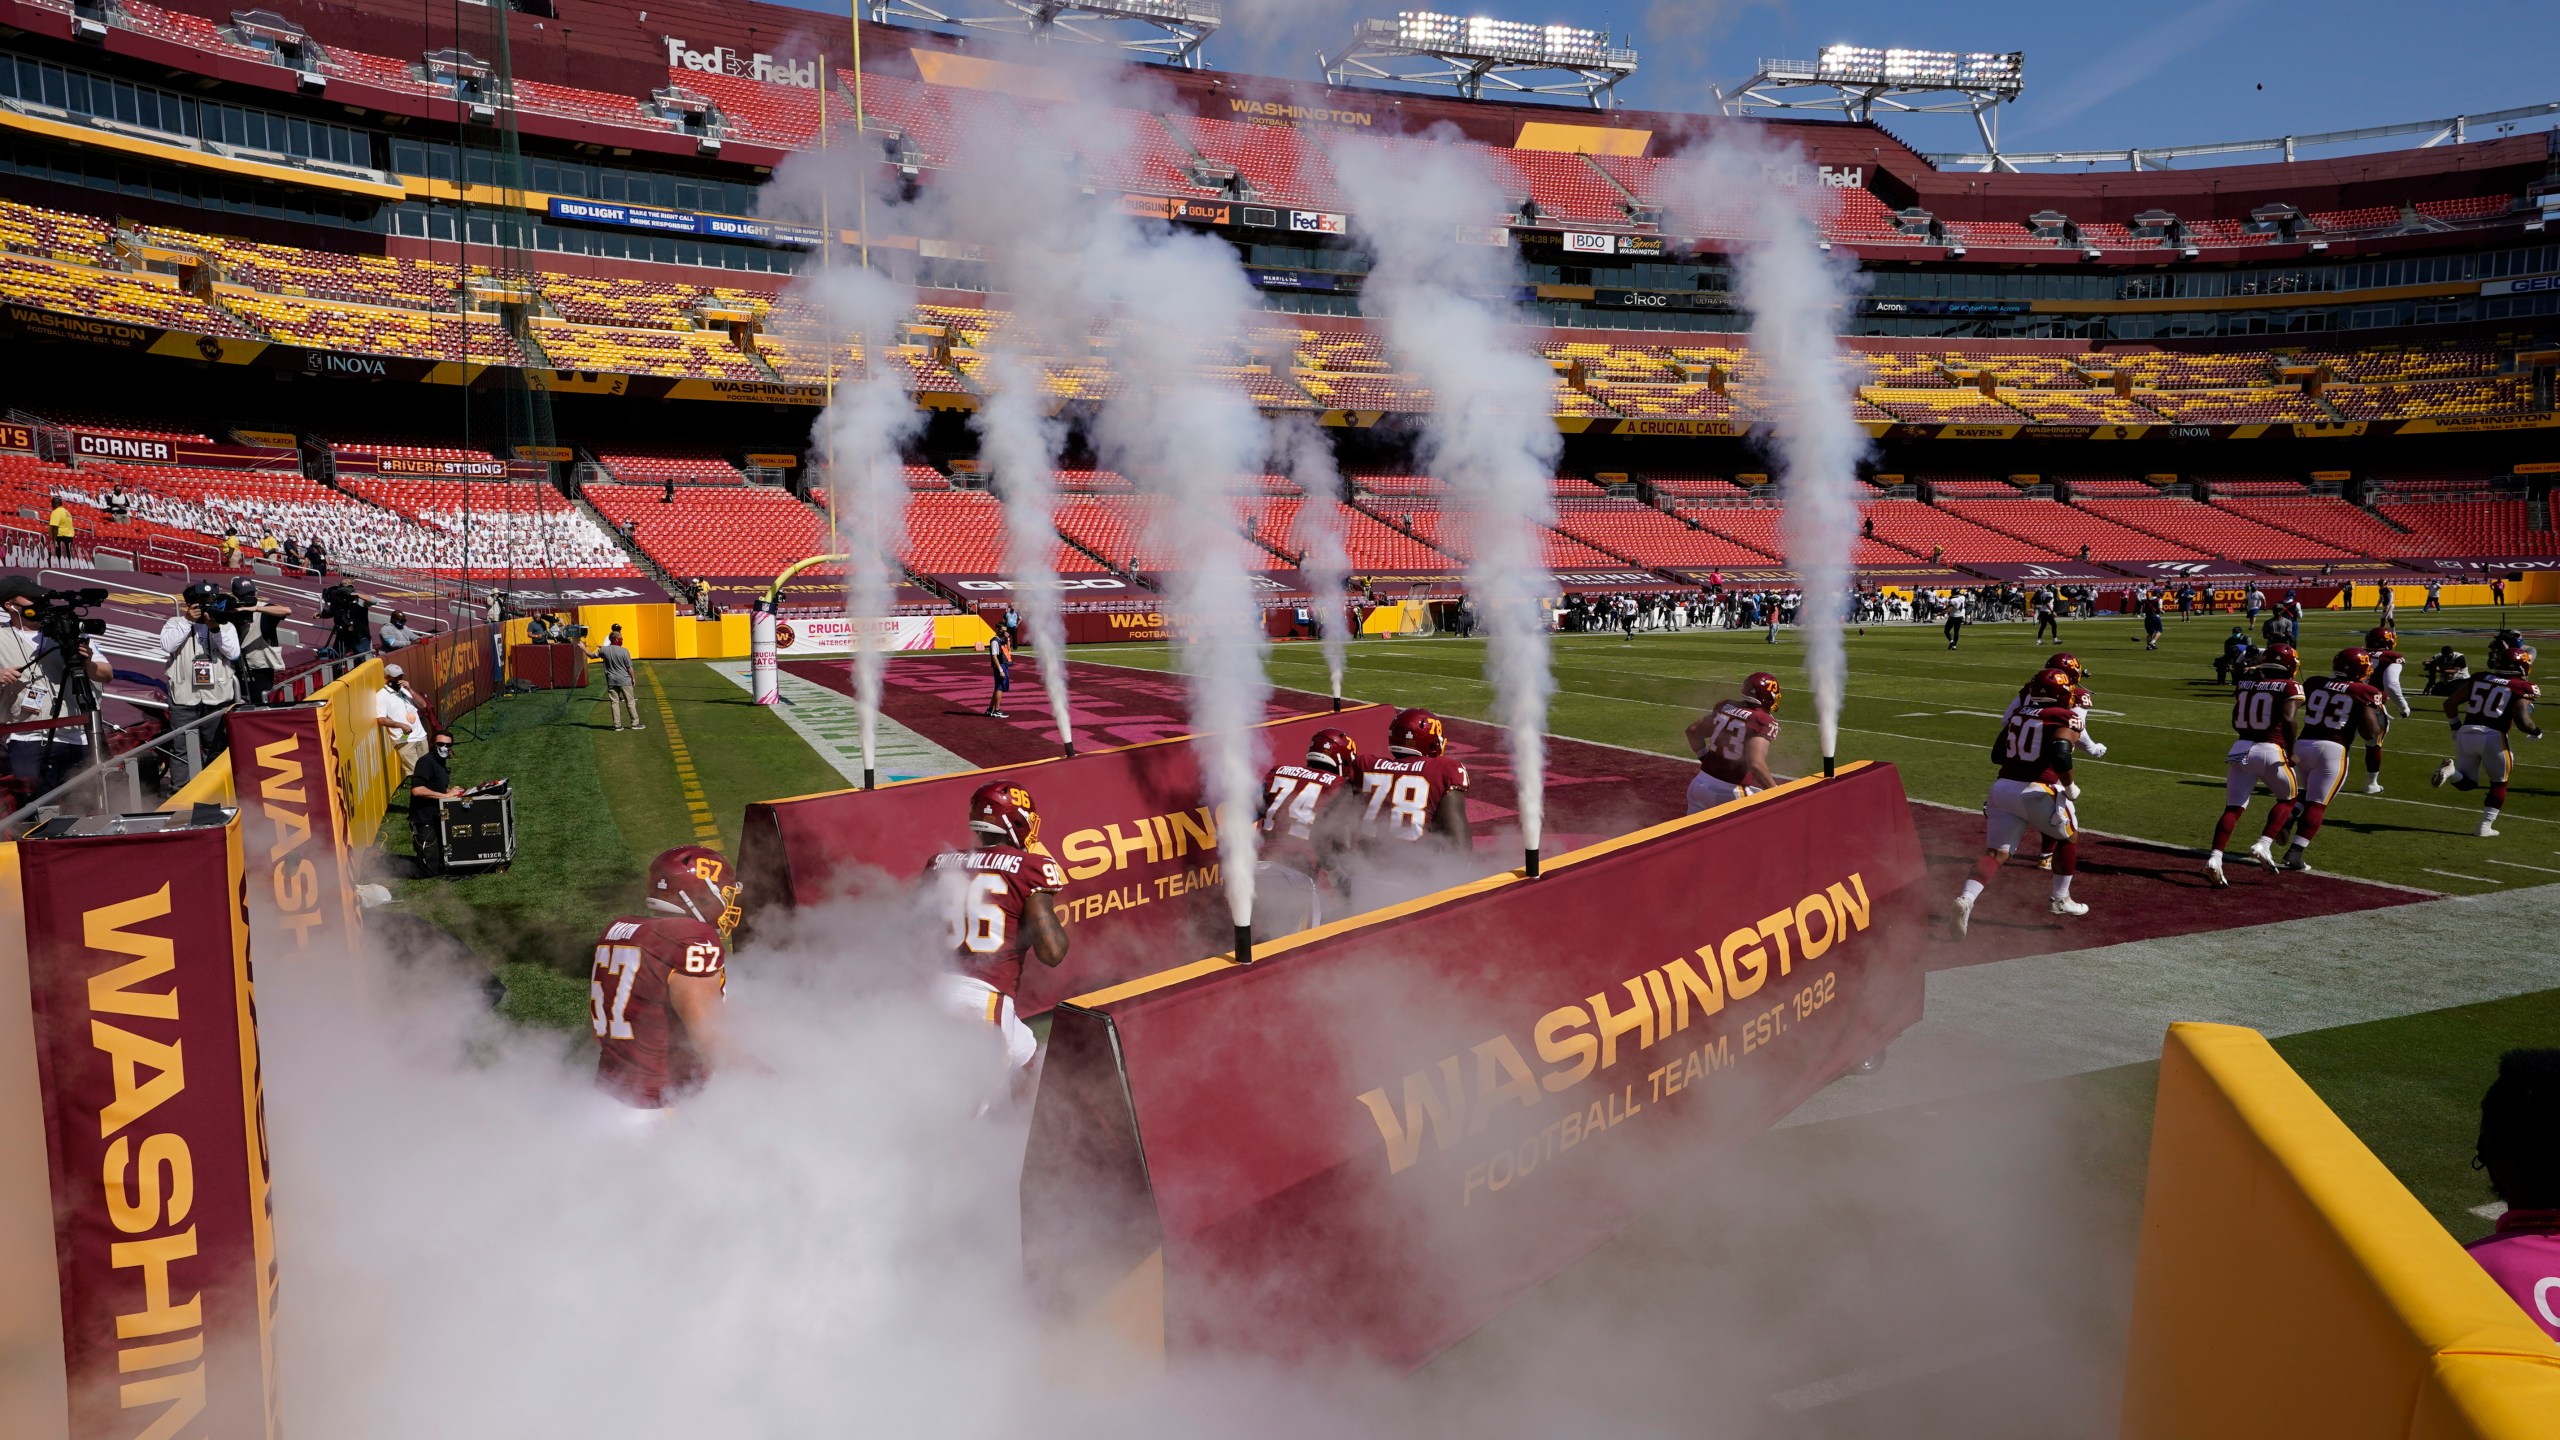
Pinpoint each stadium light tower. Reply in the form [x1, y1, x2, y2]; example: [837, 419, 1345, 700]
[866, 0, 1222, 68]
[1718, 46, 2025, 166]
[1320, 11, 1640, 110]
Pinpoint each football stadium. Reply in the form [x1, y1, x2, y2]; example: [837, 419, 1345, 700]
[0, 0, 2556, 1432]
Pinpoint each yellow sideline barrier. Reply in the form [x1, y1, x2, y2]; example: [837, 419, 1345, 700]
[2332, 577, 2559, 608]
[2121, 1023, 2560, 1439]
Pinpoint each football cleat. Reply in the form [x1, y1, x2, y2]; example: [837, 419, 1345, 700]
[2049, 896, 2089, 918]
[1950, 892, 1974, 939]
[2247, 837, 2278, 872]
[2478, 820, 2501, 838]
[2034, 851, 2054, 871]
[2430, 759, 2457, 789]
[2204, 855, 2229, 888]
[2363, 778, 2384, 794]
[2281, 848, 2312, 873]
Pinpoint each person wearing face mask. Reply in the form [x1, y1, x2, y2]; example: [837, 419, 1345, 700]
[160, 581, 243, 778]
[0, 577, 114, 794]
[374, 661, 429, 773]
[406, 730, 465, 874]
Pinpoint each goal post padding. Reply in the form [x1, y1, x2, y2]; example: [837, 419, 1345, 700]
[1022, 761, 1931, 1370]
[738, 705, 1391, 1015]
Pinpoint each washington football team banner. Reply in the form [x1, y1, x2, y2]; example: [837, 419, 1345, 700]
[1022, 763, 1930, 1370]
[13, 815, 280, 1439]
[740, 706, 1388, 1015]
[227, 705, 363, 958]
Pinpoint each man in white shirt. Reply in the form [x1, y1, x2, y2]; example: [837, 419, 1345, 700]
[160, 582, 243, 778]
[375, 661, 428, 773]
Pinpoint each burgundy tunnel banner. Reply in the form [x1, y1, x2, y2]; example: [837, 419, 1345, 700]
[740, 705, 1390, 1015]
[228, 705, 362, 959]
[19, 817, 279, 1439]
[1022, 763, 1931, 1370]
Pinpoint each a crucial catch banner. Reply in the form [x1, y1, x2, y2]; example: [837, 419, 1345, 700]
[738, 706, 1390, 1015]
[8, 814, 281, 1440]
[1021, 762, 1930, 1370]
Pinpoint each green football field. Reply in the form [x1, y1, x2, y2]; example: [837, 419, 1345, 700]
[1087, 602, 2560, 897]
[365, 607, 2558, 1426]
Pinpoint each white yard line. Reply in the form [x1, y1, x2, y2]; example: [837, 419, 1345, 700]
[705, 660, 973, 787]
[2422, 868, 2503, 885]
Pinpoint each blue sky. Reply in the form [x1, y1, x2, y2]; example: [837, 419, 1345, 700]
[797, 0, 2560, 162]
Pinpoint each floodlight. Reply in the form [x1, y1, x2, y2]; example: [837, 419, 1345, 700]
[1328, 9, 1639, 107]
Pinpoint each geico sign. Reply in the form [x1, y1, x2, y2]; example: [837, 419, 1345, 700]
[662, 36, 817, 89]
[953, 577, 1130, 592]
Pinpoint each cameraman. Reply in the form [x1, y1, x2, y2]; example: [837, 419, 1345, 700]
[317, 584, 371, 662]
[0, 578, 113, 793]
[159, 582, 241, 777]
[375, 662, 429, 774]
[227, 577, 289, 707]
[406, 729, 465, 873]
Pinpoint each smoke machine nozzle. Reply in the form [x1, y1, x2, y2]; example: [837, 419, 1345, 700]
[1523, 846, 1541, 880]
[1233, 922, 1254, 965]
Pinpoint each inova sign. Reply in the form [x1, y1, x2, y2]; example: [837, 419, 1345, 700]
[662, 36, 817, 89]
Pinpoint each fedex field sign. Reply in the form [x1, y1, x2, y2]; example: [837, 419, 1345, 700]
[663, 36, 816, 89]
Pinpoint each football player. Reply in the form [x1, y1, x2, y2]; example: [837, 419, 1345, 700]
[2431, 638, 2543, 837]
[2205, 642, 2305, 886]
[1952, 668, 2087, 939]
[932, 782, 1070, 1082]
[1360, 707, 1471, 850]
[591, 845, 742, 1113]
[1684, 671, 1781, 814]
[2041, 653, 2110, 758]
[2279, 648, 2386, 873]
[1255, 727, 1364, 933]
[2366, 625, 2411, 722]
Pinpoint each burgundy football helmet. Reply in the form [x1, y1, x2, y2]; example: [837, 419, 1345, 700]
[1306, 728, 1361, 777]
[1388, 707, 1447, 758]
[1743, 671, 1783, 711]
[968, 781, 1041, 848]
[649, 845, 742, 937]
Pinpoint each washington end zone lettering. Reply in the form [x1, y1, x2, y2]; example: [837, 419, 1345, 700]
[1354, 871, 1873, 1192]
[84, 884, 216, 1437]
[249, 735, 329, 949]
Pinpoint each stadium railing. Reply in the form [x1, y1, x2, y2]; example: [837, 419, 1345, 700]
[2121, 1023, 2560, 1439]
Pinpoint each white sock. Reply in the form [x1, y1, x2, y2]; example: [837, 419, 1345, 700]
[2484, 807, 2501, 824]
[1958, 878, 1985, 903]
[2207, 849, 2224, 864]
[2050, 874, 2072, 900]
[2288, 836, 2309, 851]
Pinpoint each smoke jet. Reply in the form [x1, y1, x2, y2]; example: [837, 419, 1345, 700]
[1332, 133, 1561, 856]
[1277, 415, 1354, 703]
[1667, 138, 1870, 765]
[977, 352, 1078, 754]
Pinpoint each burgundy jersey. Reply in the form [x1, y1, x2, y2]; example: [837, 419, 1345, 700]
[1993, 704, 2077, 783]
[2370, 647, 2405, 671]
[933, 845, 1068, 998]
[1259, 762, 1350, 871]
[2450, 674, 2542, 736]
[1696, 699, 1780, 785]
[1360, 754, 1469, 842]
[2230, 678, 2304, 744]
[591, 913, 726, 1108]
[2298, 677, 2382, 745]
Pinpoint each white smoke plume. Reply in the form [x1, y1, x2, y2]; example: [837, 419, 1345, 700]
[930, 88, 1148, 758]
[1330, 132, 1560, 855]
[1083, 226, 1274, 931]
[979, 352, 1077, 750]
[1663, 137, 1870, 762]
[1275, 415, 1353, 701]
[766, 139, 923, 783]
